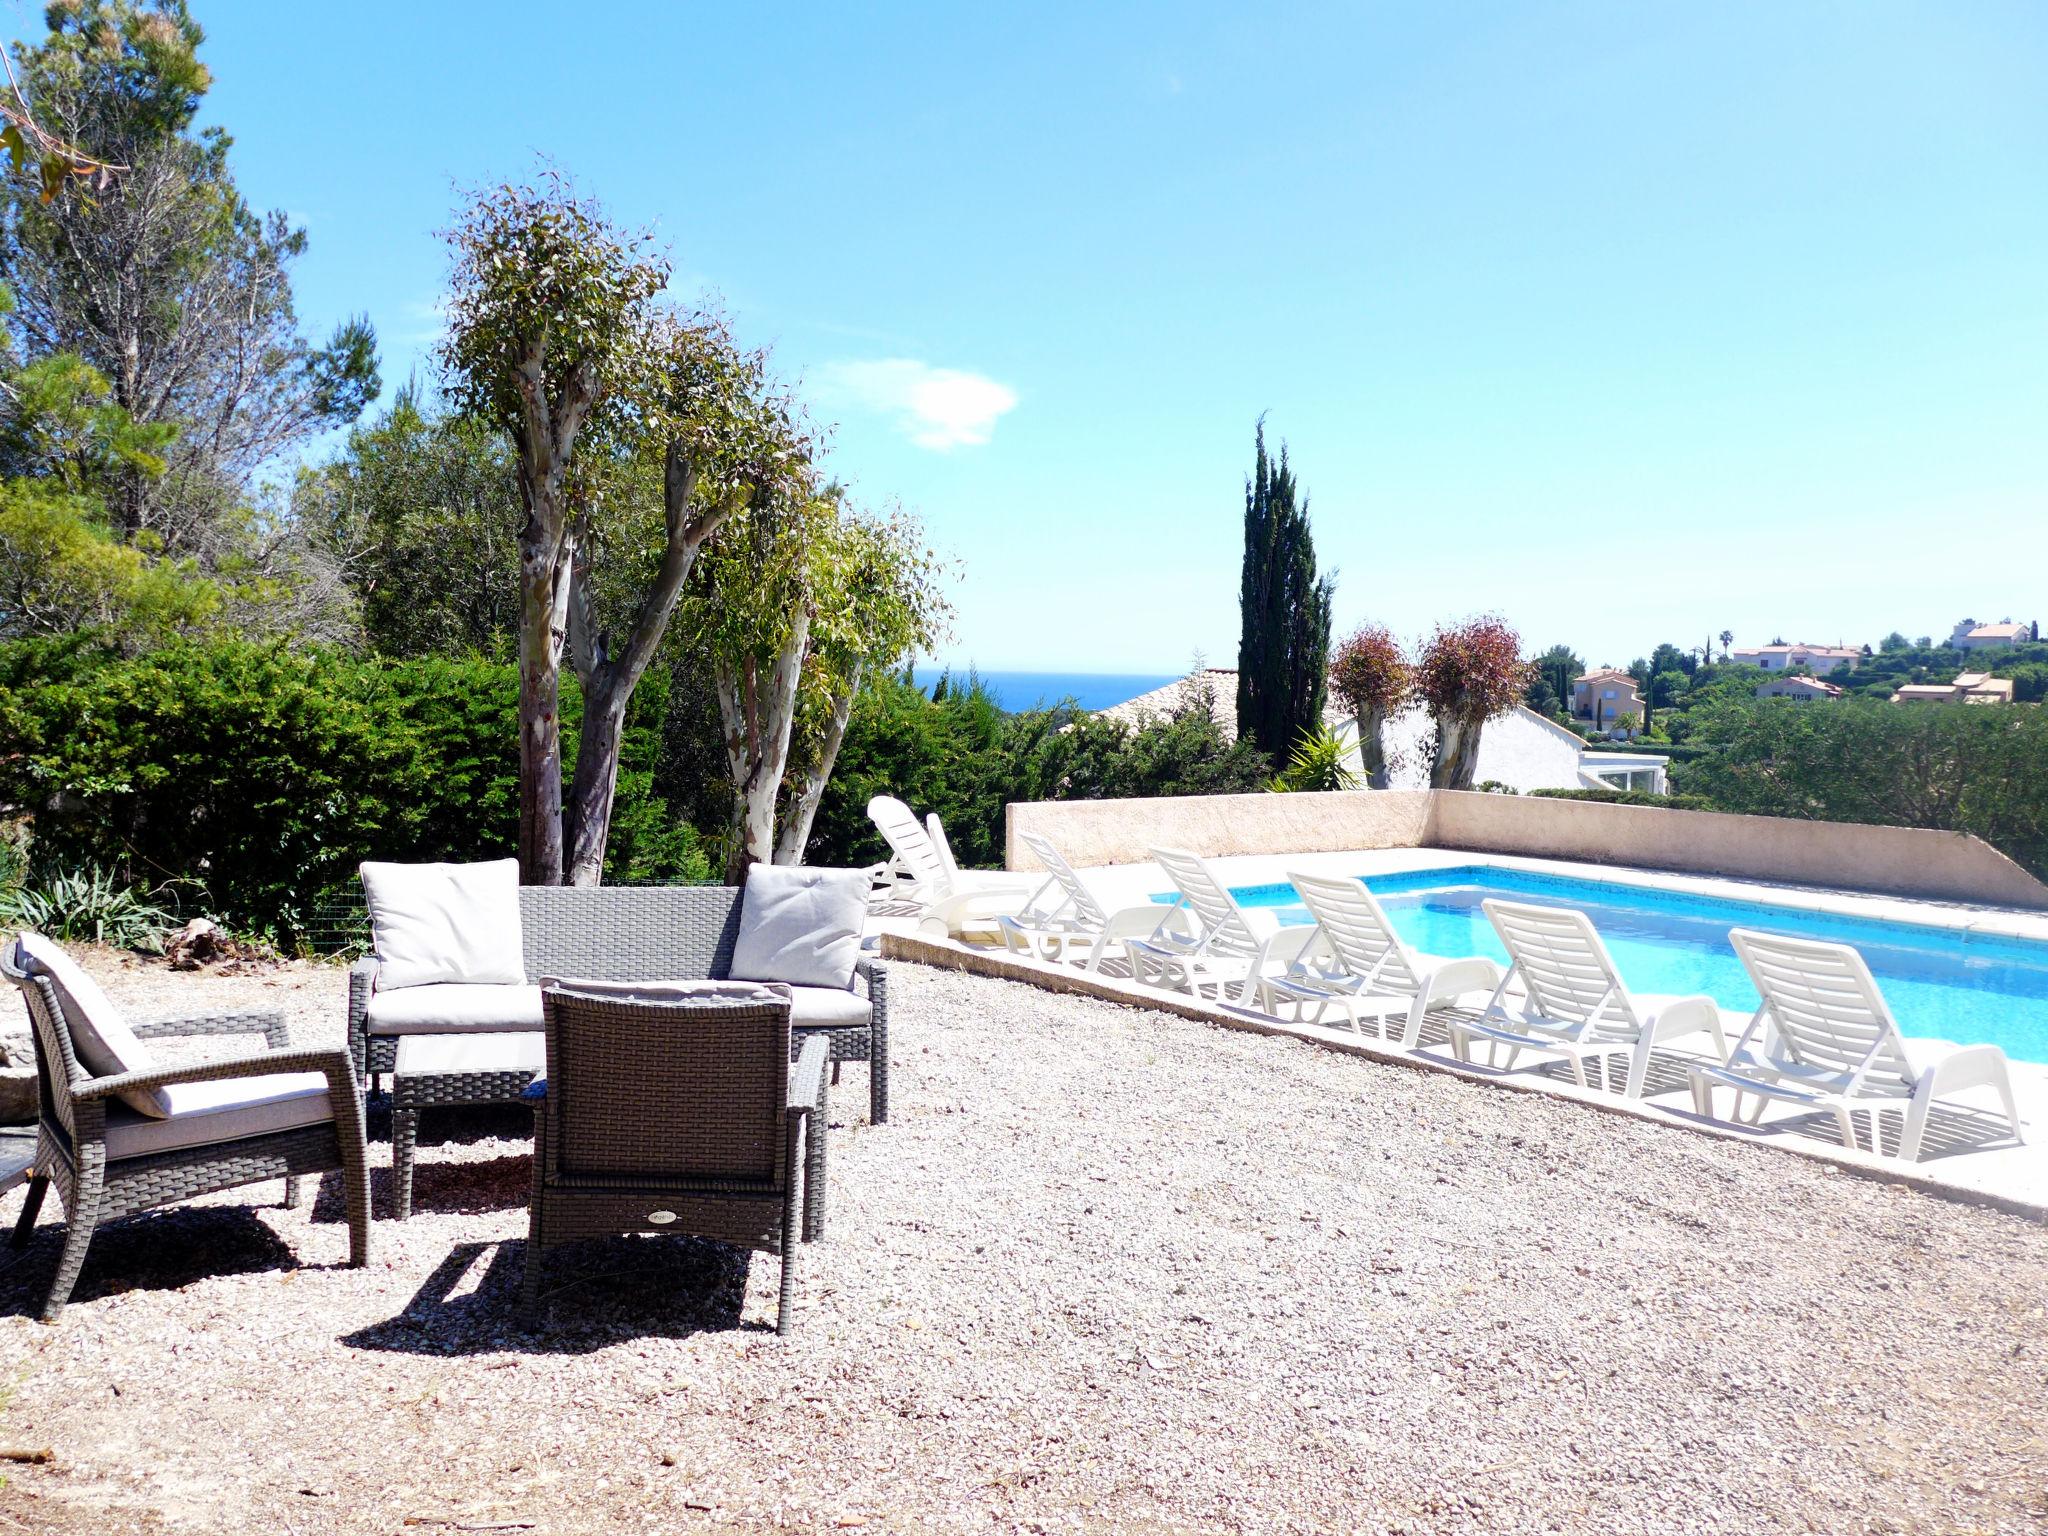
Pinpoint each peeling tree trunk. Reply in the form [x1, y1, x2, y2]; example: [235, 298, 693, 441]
[561, 445, 735, 887]
[774, 661, 862, 865]
[716, 607, 810, 882]
[1431, 714, 1484, 790]
[1360, 705, 1392, 790]
[516, 531, 568, 885]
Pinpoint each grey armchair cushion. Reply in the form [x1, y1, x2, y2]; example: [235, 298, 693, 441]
[14, 931, 170, 1118]
[785, 985, 872, 1028]
[364, 982, 544, 1036]
[729, 865, 869, 991]
[360, 858, 525, 989]
[103, 1071, 331, 1160]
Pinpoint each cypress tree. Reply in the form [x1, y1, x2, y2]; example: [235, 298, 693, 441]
[1236, 418, 1334, 763]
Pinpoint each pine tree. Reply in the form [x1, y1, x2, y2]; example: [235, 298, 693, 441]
[1236, 418, 1333, 763]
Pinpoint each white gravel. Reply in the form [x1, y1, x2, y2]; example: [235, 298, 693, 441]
[0, 950, 2043, 1535]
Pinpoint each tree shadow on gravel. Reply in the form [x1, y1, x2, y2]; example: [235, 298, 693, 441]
[342, 1233, 760, 1356]
[0, 1203, 303, 1316]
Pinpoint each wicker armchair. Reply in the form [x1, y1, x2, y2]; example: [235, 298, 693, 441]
[348, 885, 892, 1122]
[520, 986, 828, 1335]
[1, 939, 369, 1322]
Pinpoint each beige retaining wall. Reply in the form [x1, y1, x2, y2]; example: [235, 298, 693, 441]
[1428, 791, 2048, 910]
[1006, 789, 1433, 870]
[1004, 788, 2048, 911]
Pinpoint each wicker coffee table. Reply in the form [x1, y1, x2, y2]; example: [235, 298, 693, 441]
[390, 1032, 544, 1220]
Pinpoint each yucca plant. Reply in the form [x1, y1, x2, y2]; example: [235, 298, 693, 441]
[1270, 727, 1361, 794]
[0, 866, 177, 952]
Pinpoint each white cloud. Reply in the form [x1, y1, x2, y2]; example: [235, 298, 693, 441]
[813, 358, 1018, 450]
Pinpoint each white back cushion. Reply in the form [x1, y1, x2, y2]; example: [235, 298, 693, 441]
[14, 931, 169, 1117]
[728, 865, 869, 991]
[360, 859, 526, 990]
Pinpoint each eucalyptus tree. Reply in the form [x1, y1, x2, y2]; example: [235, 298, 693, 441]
[1, 1, 377, 550]
[439, 175, 802, 884]
[687, 492, 950, 877]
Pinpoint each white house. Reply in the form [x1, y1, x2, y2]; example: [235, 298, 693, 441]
[1100, 672, 1668, 795]
[1950, 619, 2036, 651]
[1755, 675, 1843, 702]
[1728, 643, 1861, 674]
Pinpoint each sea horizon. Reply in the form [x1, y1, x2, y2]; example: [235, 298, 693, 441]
[911, 667, 1182, 713]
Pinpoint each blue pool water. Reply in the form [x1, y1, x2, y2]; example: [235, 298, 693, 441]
[1189, 865, 2048, 1064]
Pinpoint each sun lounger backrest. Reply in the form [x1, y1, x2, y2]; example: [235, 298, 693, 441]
[1019, 831, 1108, 927]
[1289, 873, 1420, 993]
[1483, 900, 1636, 1034]
[1729, 928, 1915, 1088]
[868, 796, 951, 897]
[1150, 847, 1261, 956]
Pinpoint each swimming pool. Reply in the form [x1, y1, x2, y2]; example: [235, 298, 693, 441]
[1190, 865, 2048, 1064]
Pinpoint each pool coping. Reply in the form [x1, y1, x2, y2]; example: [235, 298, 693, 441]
[879, 928, 2048, 1225]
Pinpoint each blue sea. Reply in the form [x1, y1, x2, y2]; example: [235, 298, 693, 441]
[914, 669, 1178, 713]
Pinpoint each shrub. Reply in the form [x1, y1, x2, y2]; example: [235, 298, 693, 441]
[1527, 788, 1714, 811]
[1271, 727, 1360, 792]
[806, 669, 1271, 868]
[0, 865, 177, 950]
[0, 637, 702, 937]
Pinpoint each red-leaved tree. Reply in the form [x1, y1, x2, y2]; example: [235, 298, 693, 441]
[1328, 624, 1411, 788]
[1413, 616, 1532, 789]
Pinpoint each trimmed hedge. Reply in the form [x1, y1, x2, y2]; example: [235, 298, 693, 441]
[0, 638, 705, 937]
[1527, 788, 1715, 810]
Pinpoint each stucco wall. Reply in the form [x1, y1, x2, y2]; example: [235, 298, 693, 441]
[1429, 791, 2048, 909]
[1004, 789, 1433, 870]
[1003, 787, 2048, 910]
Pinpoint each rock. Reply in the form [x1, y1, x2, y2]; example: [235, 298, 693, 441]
[0, 1065, 36, 1124]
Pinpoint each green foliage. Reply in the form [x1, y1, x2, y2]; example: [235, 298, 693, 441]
[0, 478, 218, 643]
[1528, 788, 1713, 811]
[0, 638, 701, 936]
[1271, 726, 1360, 793]
[807, 668, 1270, 869]
[5, 0, 378, 550]
[0, 864, 176, 950]
[297, 386, 521, 659]
[1237, 419, 1332, 763]
[1674, 698, 2048, 879]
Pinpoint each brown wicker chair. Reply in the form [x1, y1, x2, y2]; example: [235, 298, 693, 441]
[1, 937, 370, 1322]
[520, 986, 827, 1335]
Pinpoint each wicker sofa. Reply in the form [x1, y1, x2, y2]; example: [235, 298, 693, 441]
[348, 884, 891, 1123]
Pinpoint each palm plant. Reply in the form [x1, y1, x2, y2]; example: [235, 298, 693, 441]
[1271, 726, 1361, 793]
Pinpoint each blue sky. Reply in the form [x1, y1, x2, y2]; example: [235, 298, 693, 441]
[74, 1, 2048, 672]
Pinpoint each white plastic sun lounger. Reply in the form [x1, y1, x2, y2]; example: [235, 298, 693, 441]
[997, 831, 1188, 971]
[1261, 872, 1504, 1045]
[1129, 847, 1318, 1007]
[866, 795, 1032, 938]
[1444, 899, 1728, 1098]
[1689, 928, 2024, 1161]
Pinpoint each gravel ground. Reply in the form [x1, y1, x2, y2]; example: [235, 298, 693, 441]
[0, 950, 2043, 1535]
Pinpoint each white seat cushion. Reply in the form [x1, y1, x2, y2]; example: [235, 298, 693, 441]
[104, 1072, 332, 1161]
[14, 932, 168, 1118]
[360, 858, 525, 990]
[730, 865, 870, 990]
[394, 1031, 544, 1076]
[365, 983, 544, 1036]
[785, 985, 872, 1029]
